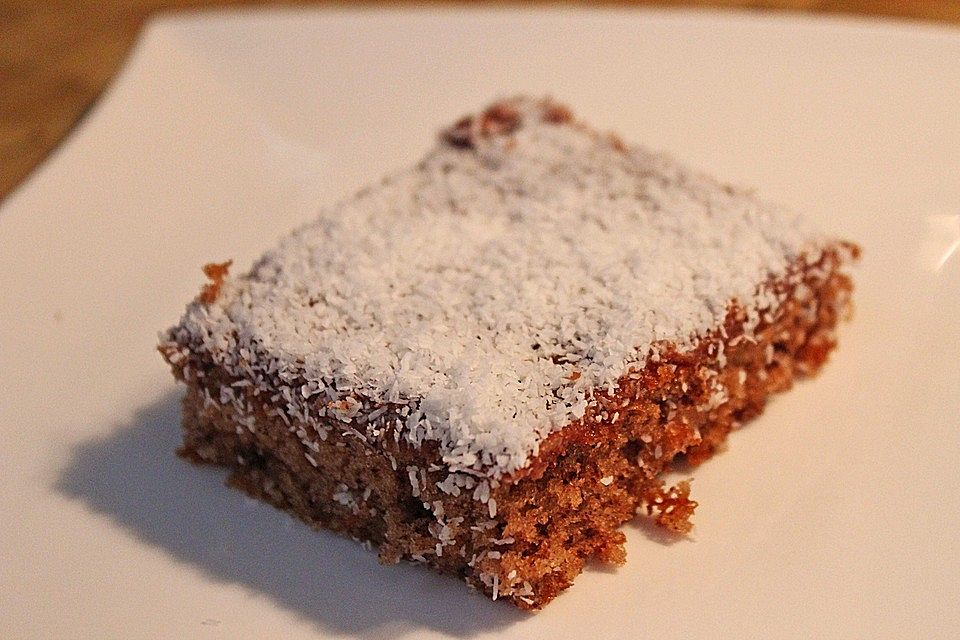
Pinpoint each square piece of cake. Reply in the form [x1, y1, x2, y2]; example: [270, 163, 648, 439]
[160, 97, 857, 609]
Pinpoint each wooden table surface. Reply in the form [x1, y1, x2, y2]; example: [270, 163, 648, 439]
[2, 0, 958, 200]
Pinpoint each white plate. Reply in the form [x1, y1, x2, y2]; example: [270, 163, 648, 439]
[2, 8, 958, 639]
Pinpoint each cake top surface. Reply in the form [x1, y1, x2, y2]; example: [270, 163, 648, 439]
[165, 97, 823, 479]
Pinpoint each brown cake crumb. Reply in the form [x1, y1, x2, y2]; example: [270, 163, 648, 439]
[198, 260, 232, 304]
[643, 480, 697, 534]
[480, 102, 521, 136]
[442, 116, 475, 149]
[542, 100, 573, 124]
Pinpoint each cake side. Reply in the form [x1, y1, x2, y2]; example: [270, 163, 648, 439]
[167, 246, 854, 609]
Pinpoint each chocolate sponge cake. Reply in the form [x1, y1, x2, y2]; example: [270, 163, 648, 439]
[159, 97, 857, 609]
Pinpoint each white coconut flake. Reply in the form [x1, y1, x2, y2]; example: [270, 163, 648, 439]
[165, 97, 825, 482]
[407, 466, 421, 498]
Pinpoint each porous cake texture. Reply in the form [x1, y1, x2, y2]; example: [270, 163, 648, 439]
[160, 97, 857, 609]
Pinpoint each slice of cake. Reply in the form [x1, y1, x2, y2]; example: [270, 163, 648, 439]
[159, 97, 857, 609]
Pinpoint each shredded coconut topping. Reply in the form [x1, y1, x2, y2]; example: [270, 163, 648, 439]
[164, 97, 823, 479]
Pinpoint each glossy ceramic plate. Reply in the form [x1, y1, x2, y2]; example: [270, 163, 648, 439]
[1, 8, 958, 639]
